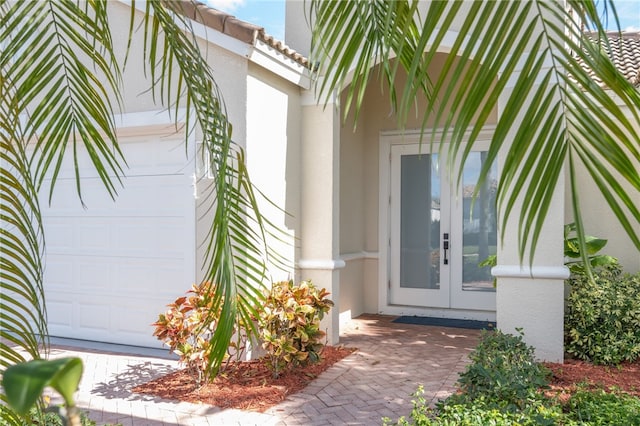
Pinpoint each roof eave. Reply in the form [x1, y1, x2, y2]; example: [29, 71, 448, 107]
[249, 40, 311, 89]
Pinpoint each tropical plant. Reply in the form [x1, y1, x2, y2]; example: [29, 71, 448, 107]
[1, 0, 279, 421]
[564, 222, 618, 274]
[452, 329, 550, 409]
[383, 388, 565, 426]
[565, 264, 640, 364]
[153, 282, 252, 384]
[259, 280, 333, 378]
[2, 358, 83, 426]
[565, 388, 640, 425]
[309, 0, 640, 269]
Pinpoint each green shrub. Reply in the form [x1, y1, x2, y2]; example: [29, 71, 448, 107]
[430, 399, 564, 426]
[382, 387, 565, 426]
[259, 280, 333, 377]
[454, 329, 550, 409]
[565, 264, 640, 365]
[382, 385, 432, 426]
[0, 407, 116, 426]
[153, 282, 249, 383]
[565, 389, 640, 425]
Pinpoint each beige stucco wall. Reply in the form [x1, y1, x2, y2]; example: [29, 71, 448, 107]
[338, 54, 499, 318]
[285, 1, 550, 60]
[192, 51, 250, 283]
[102, 4, 303, 285]
[245, 62, 302, 282]
[564, 102, 640, 273]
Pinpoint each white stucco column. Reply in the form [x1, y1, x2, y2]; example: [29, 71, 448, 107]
[298, 92, 343, 344]
[492, 146, 569, 362]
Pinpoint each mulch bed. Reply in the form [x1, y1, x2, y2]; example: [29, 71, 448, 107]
[544, 358, 640, 401]
[132, 346, 356, 412]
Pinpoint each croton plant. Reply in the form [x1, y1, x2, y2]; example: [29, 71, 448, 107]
[153, 279, 333, 381]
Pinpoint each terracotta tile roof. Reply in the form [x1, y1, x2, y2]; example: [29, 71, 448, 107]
[581, 32, 640, 87]
[169, 0, 309, 68]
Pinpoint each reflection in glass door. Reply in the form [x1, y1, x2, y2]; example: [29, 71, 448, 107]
[450, 149, 497, 311]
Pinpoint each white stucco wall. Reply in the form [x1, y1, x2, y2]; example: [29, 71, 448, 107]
[564, 101, 640, 273]
[193, 47, 250, 284]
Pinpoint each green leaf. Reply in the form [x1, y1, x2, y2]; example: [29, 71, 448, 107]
[2, 357, 83, 415]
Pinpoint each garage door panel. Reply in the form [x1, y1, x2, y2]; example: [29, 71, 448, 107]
[78, 223, 110, 249]
[44, 260, 74, 289]
[46, 223, 75, 250]
[78, 303, 110, 331]
[113, 301, 166, 335]
[120, 137, 189, 173]
[45, 175, 191, 216]
[46, 299, 73, 328]
[41, 134, 195, 348]
[36, 137, 189, 181]
[45, 254, 188, 297]
[114, 217, 186, 256]
[45, 218, 187, 259]
[76, 261, 110, 290]
[114, 263, 185, 296]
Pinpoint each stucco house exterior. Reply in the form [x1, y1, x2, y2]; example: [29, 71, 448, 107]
[39, 1, 639, 362]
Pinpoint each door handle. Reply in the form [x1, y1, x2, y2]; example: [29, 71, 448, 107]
[443, 233, 449, 265]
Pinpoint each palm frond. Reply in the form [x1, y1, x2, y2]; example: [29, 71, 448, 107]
[310, 0, 427, 126]
[141, 1, 288, 377]
[2, 0, 123, 204]
[310, 0, 640, 266]
[0, 54, 46, 426]
[1, 1, 125, 421]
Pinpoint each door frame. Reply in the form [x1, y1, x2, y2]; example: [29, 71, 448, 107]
[378, 128, 497, 321]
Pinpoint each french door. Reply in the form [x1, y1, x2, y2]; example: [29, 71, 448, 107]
[388, 142, 497, 311]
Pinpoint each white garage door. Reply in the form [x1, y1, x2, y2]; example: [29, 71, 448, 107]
[40, 134, 195, 348]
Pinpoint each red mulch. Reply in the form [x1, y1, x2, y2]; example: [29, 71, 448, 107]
[134, 348, 640, 412]
[132, 346, 356, 412]
[544, 358, 640, 402]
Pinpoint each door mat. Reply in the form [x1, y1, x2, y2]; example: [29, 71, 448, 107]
[393, 316, 496, 330]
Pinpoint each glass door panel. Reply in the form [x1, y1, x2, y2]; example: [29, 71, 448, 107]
[390, 144, 449, 307]
[400, 154, 440, 290]
[385, 135, 497, 313]
[450, 149, 497, 311]
[462, 151, 497, 291]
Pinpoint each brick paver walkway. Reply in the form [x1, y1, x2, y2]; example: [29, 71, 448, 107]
[44, 315, 480, 425]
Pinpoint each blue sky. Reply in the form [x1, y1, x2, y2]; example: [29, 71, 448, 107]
[207, 0, 639, 42]
[207, 0, 286, 40]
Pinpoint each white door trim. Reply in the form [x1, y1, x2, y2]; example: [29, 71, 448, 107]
[378, 128, 497, 320]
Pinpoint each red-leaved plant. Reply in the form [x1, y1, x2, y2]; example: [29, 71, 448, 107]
[152, 281, 248, 384]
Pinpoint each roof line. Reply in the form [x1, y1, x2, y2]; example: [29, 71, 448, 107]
[169, 0, 310, 68]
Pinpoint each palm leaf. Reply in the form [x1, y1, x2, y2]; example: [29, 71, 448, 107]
[1, 1, 123, 422]
[2, 0, 124, 203]
[309, 0, 640, 268]
[0, 43, 46, 426]
[140, 1, 288, 378]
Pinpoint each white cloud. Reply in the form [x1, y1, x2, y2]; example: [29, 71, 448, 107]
[206, 0, 245, 14]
